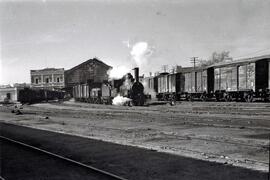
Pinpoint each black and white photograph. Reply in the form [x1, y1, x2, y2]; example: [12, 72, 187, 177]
[0, 0, 269, 179]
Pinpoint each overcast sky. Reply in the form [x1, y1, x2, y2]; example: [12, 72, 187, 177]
[1, 0, 270, 84]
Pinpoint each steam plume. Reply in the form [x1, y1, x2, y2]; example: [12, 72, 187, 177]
[108, 41, 154, 80]
[130, 42, 154, 67]
[112, 94, 131, 106]
[107, 66, 130, 79]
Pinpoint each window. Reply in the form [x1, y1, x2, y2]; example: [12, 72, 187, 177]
[46, 78, 49, 83]
[6, 93, 11, 99]
[57, 77, 60, 82]
[35, 78, 39, 84]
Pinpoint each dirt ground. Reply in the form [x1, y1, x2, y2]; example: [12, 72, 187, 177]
[0, 101, 269, 172]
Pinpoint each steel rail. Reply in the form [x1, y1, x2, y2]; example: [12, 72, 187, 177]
[0, 135, 127, 180]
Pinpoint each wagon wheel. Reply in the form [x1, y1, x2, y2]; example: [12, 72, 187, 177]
[162, 94, 167, 101]
[186, 94, 192, 101]
[215, 95, 220, 102]
[244, 94, 253, 102]
[261, 95, 269, 102]
[170, 94, 176, 105]
[100, 98, 104, 104]
[224, 94, 232, 102]
[200, 94, 206, 102]
[260, 93, 268, 102]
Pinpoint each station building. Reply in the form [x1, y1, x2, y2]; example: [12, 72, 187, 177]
[64, 58, 112, 96]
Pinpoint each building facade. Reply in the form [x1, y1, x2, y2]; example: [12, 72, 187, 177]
[64, 58, 112, 95]
[30, 68, 65, 90]
[0, 86, 23, 102]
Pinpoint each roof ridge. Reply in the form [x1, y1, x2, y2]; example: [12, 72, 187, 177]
[65, 58, 112, 73]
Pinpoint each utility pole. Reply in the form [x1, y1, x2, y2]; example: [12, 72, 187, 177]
[190, 57, 198, 69]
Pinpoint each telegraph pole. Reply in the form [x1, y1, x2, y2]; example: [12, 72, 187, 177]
[190, 57, 198, 69]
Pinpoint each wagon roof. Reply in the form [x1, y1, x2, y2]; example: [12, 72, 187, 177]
[208, 54, 270, 68]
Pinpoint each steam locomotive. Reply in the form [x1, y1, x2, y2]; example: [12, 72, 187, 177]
[121, 68, 145, 106]
[73, 67, 145, 106]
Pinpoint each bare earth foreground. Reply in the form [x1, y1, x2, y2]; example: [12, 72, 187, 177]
[0, 101, 269, 172]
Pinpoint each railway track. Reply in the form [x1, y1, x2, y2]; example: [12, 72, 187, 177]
[1, 122, 268, 179]
[69, 122, 268, 149]
[162, 133, 269, 149]
[0, 135, 127, 180]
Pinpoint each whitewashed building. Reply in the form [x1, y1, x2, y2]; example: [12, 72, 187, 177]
[0, 87, 21, 102]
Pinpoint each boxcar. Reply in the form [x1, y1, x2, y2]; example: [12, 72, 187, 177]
[156, 73, 167, 100]
[18, 88, 65, 104]
[73, 83, 112, 104]
[212, 55, 270, 102]
[141, 76, 156, 100]
[183, 67, 212, 101]
[156, 72, 178, 101]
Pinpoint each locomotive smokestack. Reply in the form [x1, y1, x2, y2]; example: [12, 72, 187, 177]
[134, 67, 139, 82]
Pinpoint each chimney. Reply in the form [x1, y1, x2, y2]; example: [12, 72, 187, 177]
[134, 67, 139, 82]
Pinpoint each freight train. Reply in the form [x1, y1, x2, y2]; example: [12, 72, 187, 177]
[73, 67, 145, 105]
[18, 88, 65, 104]
[73, 55, 270, 105]
[143, 55, 270, 102]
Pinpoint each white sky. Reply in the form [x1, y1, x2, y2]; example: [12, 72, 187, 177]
[1, 0, 270, 84]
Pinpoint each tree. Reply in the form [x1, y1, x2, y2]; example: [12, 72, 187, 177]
[199, 51, 231, 67]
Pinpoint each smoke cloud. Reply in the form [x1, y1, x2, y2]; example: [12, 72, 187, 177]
[130, 42, 154, 67]
[107, 66, 130, 79]
[108, 41, 154, 80]
[112, 94, 131, 106]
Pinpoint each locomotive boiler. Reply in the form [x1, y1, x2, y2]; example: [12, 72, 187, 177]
[130, 67, 145, 106]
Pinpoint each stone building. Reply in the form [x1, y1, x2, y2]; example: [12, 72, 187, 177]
[30, 68, 65, 90]
[64, 58, 112, 95]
